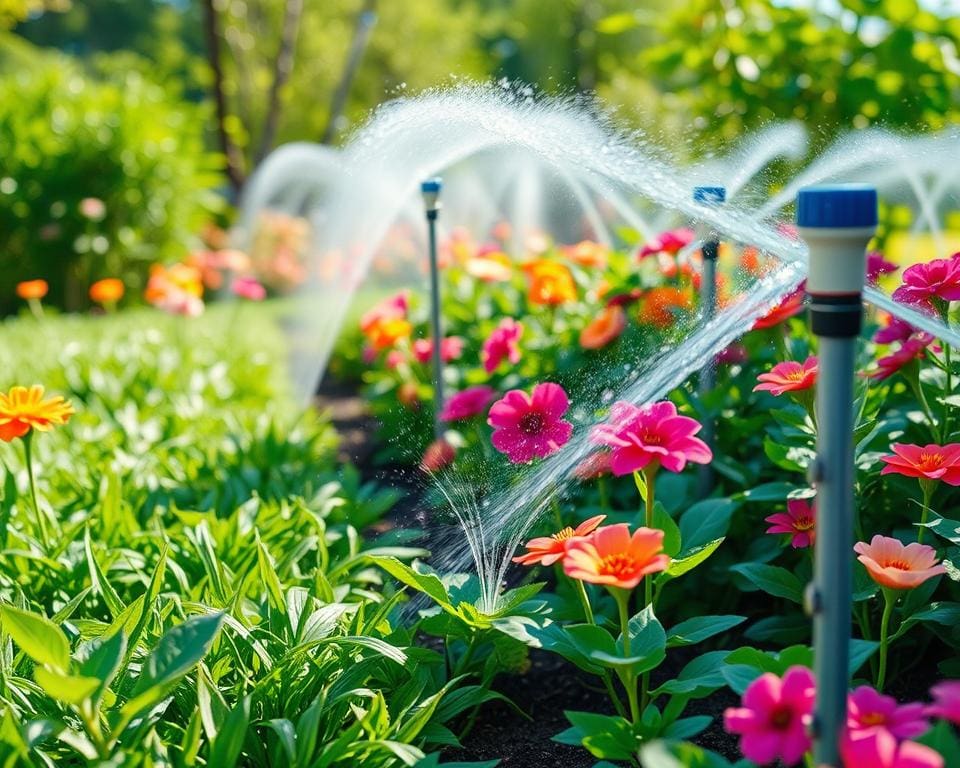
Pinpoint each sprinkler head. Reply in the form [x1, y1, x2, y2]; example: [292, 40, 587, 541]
[693, 186, 726, 205]
[796, 184, 877, 230]
[421, 177, 442, 213]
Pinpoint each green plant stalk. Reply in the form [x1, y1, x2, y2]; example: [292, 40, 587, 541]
[917, 480, 936, 545]
[22, 432, 49, 550]
[876, 588, 897, 691]
[574, 579, 628, 719]
[615, 588, 640, 723]
[639, 463, 658, 712]
[908, 375, 940, 443]
[943, 342, 952, 440]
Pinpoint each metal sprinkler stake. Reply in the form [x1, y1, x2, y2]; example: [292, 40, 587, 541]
[421, 178, 445, 439]
[797, 185, 877, 767]
[693, 185, 725, 498]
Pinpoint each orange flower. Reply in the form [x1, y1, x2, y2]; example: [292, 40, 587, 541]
[513, 515, 606, 566]
[741, 246, 764, 276]
[16, 280, 48, 301]
[365, 317, 412, 351]
[524, 260, 577, 306]
[854, 535, 946, 590]
[638, 286, 692, 328]
[145, 263, 203, 304]
[564, 240, 608, 269]
[564, 523, 670, 590]
[0, 385, 74, 442]
[89, 278, 125, 305]
[465, 251, 512, 282]
[580, 305, 627, 350]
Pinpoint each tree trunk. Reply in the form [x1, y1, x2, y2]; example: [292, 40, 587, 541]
[321, 0, 378, 145]
[201, 0, 246, 195]
[256, 0, 305, 164]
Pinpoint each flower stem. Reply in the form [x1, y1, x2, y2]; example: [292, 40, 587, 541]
[574, 579, 595, 625]
[615, 589, 639, 723]
[943, 343, 953, 441]
[876, 588, 897, 692]
[640, 464, 658, 715]
[910, 377, 941, 443]
[576, 580, 628, 719]
[22, 433, 49, 550]
[917, 480, 935, 545]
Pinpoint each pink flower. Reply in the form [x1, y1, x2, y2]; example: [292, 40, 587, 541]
[723, 665, 815, 767]
[488, 382, 573, 463]
[765, 498, 816, 548]
[880, 443, 960, 485]
[865, 339, 927, 381]
[385, 350, 405, 370]
[854, 535, 946, 591]
[412, 337, 465, 364]
[638, 228, 695, 259]
[571, 451, 612, 481]
[927, 681, 960, 724]
[874, 316, 920, 345]
[867, 251, 898, 283]
[848, 686, 929, 739]
[79, 197, 106, 221]
[892, 258, 960, 308]
[482, 318, 523, 374]
[155, 289, 204, 317]
[590, 400, 712, 476]
[231, 276, 266, 301]
[421, 438, 455, 472]
[440, 386, 496, 422]
[360, 291, 409, 332]
[841, 728, 943, 768]
[753, 356, 818, 396]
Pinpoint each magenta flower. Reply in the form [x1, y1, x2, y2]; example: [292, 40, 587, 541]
[874, 316, 920, 345]
[847, 686, 929, 739]
[482, 319, 523, 374]
[765, 498, 816, 548]
[892, 257, 960, 308]
[723, 665, 815, 767]
[867, 251, 898, 283]
[865, 339, 928, 381]
[412, 336, 465, 364]
[753, 356, 818, 396]
[841, 728, 943, 768]
[488, 382, 573, 463]
[590, 400, 712, 476]
[716, 343, 748, 365]
[927, 681, 960, 725]
[638, 227, 694, 259]
[440, 385, 496, 422]
[231, 276, 266, 301]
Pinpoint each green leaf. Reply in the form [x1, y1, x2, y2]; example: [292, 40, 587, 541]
[721, 664, 762, 695]
[596, 11, 640, 34]
[0, 605, 71, 672]
[733, 482, 805, 502]
[666, 615, 746, 648]
[849, 639, 879, 675]
[659, 538, 724, 583]
[679, 499, 735, 551]
[84, 528, 125, 618]
[917, 720, 960, 768]
[894, 601, 960, 640]
[560, 711, 637, 761]
[652, 503, 682, 557]
[256, 534, 287, 617]
[730, 563, 804, 603]
[76, 631, 126, 699]
[639, 740, 735, 767]
[209, 695, 251, 768]
[920, 514, 960, 545]
[371, 557, 452, 609]
[34, 668, 100, 704]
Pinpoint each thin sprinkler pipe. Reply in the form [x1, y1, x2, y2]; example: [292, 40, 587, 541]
[422, 178, 445, 439]
[693, 186, 725, 499]
[798, 185, 877, 768]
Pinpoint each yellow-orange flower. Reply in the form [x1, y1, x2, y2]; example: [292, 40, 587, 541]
[524, 260, 577, 306]
[16, 280, 48, 301]
[89, 278, 125, 305]
[0, 385, 74, 442]
[563, 523, 670, 590]
[638, 286, 692, 329]
[564, 240, 608, 269]
[580, 305, 627, 350]
[145, 263, 203, 304]
[365, 317, 413, 351]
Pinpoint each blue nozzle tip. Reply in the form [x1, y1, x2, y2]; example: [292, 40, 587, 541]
[796, 184, 877, 228]
[693, 186, 726, 204]
[421, 178, 442, 193]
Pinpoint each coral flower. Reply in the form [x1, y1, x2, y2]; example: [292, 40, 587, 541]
[16, 280, 48, 301]
[563, 524, 669, 589]
[752, 282, 806, 330]
[232, 275, 266, 301]
[590, 400, 712, 475]
[740, 246, 763, 275]
[481, 318, 523, 373]
[854, 535, 946, 590]
[638, 286, 692, 328]
[412, 337, 464, 364]
[365, 317, 413, 351]
[563, 240, 608, 269]
[840, 728, 943, 768]
[580, 305, 627, 350]
[513, 514, 606, 566]
[880, 443, 960, 485]
[723, 666, 815, 767]
[488, 382, 573, 463]
[420, 438, 455, 472]
[571, 451, 612, 481]
[927, 681, 960, 724]
[89, 278, 124, 305]
[867, 251, 898, 283]
[753, 356, 818, 396]
[465, 252, 512, 282]
[892, 257, 960, 308]
[0, 385, 75, 442]
[523, 260, 577, 306]
[847, 686, 929, 739]
[440, 386, 496, 422]
[765, 498, 816, 548]
[638, 227, 694, 259]
[865, 339, 928, 381]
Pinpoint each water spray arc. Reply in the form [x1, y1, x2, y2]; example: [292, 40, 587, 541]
[421, 178, 446, 438]
[797, 185, 877, 767]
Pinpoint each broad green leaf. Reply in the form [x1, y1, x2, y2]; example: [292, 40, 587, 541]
[561, 711, 637, 761]
[666, 615, 746, 648]
[730, 563, 804, 603]
[372, 557, 452, 609]
[658, 538, 724, 583]
[652, 502, 682, 557]
[679, 499, 735, 551]
[76, 631, 126, 700]
[34, 668, 100, 704]
[1, 605, 71, 672]
[209, 695, 251, 768]
[84, 528, 125, 618]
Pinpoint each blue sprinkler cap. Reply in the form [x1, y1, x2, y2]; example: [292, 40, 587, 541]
[693, 186, 726, 204]
[421, 178, 442, 194]
[796, 184, 877, 228]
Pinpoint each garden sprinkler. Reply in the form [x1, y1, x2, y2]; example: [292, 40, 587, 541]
[421, 177, 445, 439]
[693, 185, 725, 498]
[797, 185, 877, 767]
